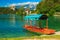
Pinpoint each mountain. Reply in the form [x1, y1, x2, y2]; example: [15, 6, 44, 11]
[10, 2, 39, 10]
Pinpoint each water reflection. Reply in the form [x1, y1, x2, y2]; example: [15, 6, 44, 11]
[0, 14, 60, 38]
[9, 14, 15, 27]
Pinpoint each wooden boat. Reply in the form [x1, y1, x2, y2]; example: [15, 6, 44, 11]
[24, 14, 55, 35]
[24, 25, 55, 35]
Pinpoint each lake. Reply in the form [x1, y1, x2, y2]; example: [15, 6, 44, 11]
[0, 14, 60, 38]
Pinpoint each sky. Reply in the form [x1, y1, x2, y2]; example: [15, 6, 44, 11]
[0, 0, 41, 7]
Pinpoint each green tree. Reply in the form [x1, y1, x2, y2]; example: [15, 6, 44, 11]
[36, 0, 60, 16]
[16, 6, 26, 15]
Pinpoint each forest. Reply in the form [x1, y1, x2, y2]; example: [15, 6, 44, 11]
[0, 0, 60, 16]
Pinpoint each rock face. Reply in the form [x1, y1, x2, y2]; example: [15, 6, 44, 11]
[15, 2, 38, 10]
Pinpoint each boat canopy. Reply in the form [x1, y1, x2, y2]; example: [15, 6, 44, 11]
[24, 14, 48, 20]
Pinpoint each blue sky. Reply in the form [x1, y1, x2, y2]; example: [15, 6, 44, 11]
[0, 0, 41, 7]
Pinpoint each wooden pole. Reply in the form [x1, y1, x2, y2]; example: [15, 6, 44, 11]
[30, 20, 32, 26]
[39, 20, 42, 28]
[46, 19, 48, 29]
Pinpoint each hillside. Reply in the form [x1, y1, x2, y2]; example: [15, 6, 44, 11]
[36, 0, 60, 16]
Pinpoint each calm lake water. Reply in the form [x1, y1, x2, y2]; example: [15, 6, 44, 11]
[0, 14, 60, 38]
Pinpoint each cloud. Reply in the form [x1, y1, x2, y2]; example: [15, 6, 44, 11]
[8, 2, 39, 7]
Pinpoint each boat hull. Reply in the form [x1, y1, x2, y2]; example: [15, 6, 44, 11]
[24, 25, 55, 35]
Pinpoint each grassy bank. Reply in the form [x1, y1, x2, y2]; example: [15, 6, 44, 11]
[0, 35, 60, 40]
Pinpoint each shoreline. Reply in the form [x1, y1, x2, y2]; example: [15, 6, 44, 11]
[0, 31, 60, 40]
[0, 35, 60, 40]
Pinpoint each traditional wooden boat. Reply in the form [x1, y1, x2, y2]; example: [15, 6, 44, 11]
[24, 25, 55, 35]
[24, 14, 55, 35]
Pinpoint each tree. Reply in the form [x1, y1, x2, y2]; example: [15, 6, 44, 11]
[16, 6, 25, 15]
[36, 0, 60, 16]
